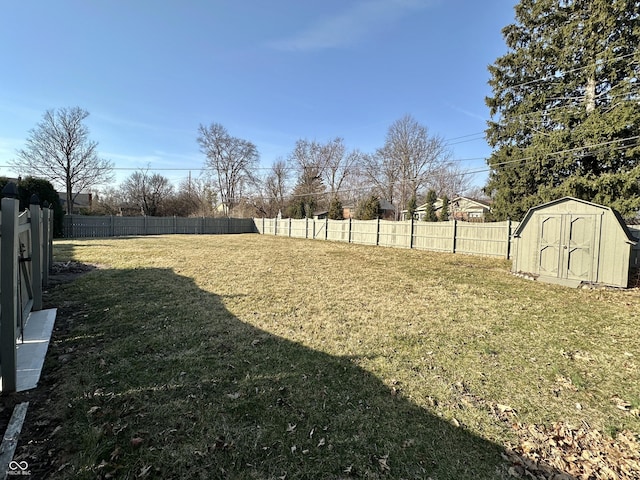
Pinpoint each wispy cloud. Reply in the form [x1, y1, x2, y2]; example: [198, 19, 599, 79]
[447, 103, 488, 123]
[268, 0, 438, 52]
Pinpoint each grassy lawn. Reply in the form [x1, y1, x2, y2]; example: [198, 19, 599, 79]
[15, 234, 640, 479]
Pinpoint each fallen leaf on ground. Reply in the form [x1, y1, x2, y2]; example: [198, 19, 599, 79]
[506, 422, 640, 479]
[130, 437, 144, 448]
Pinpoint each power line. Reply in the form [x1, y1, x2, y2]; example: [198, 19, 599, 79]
[242, 135, 640, 203]
[491, 53, 638, 92]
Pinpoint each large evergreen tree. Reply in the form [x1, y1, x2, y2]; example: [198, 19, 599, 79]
[485, 0, 640, 220]
[439, 195, 450, 222]
[355, 195, 381, 220]
[0, 176, 65, 237]
[423, 189, 438, 222]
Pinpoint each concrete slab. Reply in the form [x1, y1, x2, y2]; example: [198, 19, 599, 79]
[11, 309, 57, 392]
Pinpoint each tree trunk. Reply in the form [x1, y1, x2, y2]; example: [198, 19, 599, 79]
[585, 76, 596, 114]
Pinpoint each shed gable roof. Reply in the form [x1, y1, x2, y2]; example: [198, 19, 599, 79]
[513, 197, 636, 244]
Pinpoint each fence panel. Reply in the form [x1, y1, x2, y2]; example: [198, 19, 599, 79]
[379, 220, 412, 249]
[311, 219, 324, 239]
[349, 220, 378, 245]
[412, 222, 455, 252]
[1, 184, 54, 393]
[117, 216, 145, 236]
[64, 215, 257, 238]
[64, 215, 111, 237]
[327, 219, 349, 242]
[18, 211, 34, 320]
[289, 219, 308, 238]
[455, 221, 513, 257]
[260, 218, 274, 235]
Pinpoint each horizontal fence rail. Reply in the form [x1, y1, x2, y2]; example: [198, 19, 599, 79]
[255, 217, 518, 259]
[63, 215, 257, 238]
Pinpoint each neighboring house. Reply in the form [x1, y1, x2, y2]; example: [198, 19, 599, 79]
[404, 196, 492, 222]
[342, 205, 356, 219]
[117, 203, 143, 216]
[58, 192, 93, 214]
[436, 196, 492, 222]
[343, 199, 396, 220]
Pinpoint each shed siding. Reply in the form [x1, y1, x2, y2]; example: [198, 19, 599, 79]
[512, 198, 634, 288]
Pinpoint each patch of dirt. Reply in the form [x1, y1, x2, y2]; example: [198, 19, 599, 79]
[47, 260, 98, 287]
[0, 262, 98, 478]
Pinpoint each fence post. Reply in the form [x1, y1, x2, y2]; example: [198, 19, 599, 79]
[506, 219, 512, 259]
[325, 217, 328, 241]
[305, 217, 309, 239]
[30, 195, 43, 311]
[452, 219, 458, 253]
[42, 203, 51, 287]
[376, 218, 380, 246]
[409, 217, 414, 249]
[348, 218, 352, 243]
[110, 215, 115, 237]
[289, 218, 292, 238]
[1, 183, 20, 393]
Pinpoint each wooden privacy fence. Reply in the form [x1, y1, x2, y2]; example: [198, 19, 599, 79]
[1, 183, 54, 392]
[63, 215, 257, 238]
[255, 217, 518, 258]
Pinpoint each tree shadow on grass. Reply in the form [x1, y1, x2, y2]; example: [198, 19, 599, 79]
[15, 263, 576, 479]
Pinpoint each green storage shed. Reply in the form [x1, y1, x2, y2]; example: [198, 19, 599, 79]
[511, 197, 637, 288]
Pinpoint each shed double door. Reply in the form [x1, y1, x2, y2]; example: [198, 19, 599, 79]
[537, 213, 600, 282]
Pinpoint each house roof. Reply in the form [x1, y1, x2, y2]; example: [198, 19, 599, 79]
[451, 196, 492, 207]
[412, 196, 492, 212]
[379, 199, 395, 211]
[513, 196, 636, 244]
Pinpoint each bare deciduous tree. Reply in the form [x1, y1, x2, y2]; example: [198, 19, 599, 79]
[361, 151, 400, 207]
[14, 107, 114, 214]
[320, 138, 360, 197]
[197, 123, 259, 217]
[179, 173, 218, 217]
[263, 159, 290, 216]
[121, 170, 174, 216]
[287, 137, 362, 215]
[427, 163, 473, 199]
[92, 186, 125, 215]
[365, 115, 452, 219]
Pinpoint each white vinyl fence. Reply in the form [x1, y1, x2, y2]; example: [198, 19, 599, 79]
[255, 217, 518, 258]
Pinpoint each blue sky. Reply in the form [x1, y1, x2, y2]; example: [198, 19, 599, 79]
[0, 0, 517, 191]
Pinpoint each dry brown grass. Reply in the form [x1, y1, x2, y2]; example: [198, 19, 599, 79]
[19, 234, 640, 479]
